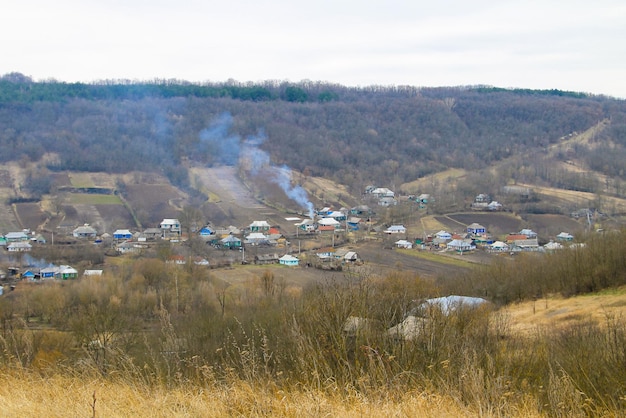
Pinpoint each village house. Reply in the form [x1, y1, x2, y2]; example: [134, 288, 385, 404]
[384, 225, 407, 234]
[5, 231, 29, 242]
[279, 254, 299, 266]
[475, 193, 491, 203]
[73, 224, 97, 239]
[116, 240, 141, 254]
[370, 187, 395, 198]
[245, 232, 271, 246]
[519, 228, 537, 238]
[58, 265, 79, 280]
[467, 223, 486, 235]
[7, 241, 32, 252]
[316, 207, 333, 216]
[544, 241, 564, 251]
[334, 248, 359, 263]
[317, 217, 342, 232]
[214, 226, 242, 236]
[326, 210, 347, 221]
[113, 229, 133, 241]
[435, 230, 452, 241]
[346, 217, 363, 231]
[160, 218, 181, 239]
[316, 247, 336, 260]
[506, 233, 539, 251]
[350, 205, 373, 216]
[249, 220, 271, 232]
[255, 253, 279, 265]
[220, 235, 242, 249]
[395, 239, 413, 249]
[297, 219, 316, 232]
[40, 266, 58, 279]
[556, 232, 574, 241]
[138, 227, 162, 242]
[488, 241, 509, 252]
[447, 239, 475, 252]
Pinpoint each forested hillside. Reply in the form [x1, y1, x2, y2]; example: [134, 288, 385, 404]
[1, 72, 625, 199]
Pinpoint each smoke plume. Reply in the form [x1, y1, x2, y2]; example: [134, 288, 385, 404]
[201, 113, 314, 216]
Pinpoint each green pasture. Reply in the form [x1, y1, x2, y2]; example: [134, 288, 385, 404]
[67, 193, 123, 205]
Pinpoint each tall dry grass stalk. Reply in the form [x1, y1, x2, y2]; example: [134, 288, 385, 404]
[0, 368, 513, 418]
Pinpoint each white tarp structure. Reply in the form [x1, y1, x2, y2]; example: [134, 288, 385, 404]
[388, 295, 491, 340]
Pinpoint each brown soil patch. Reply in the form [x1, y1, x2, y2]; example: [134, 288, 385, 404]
[523, 214, 586, 238]
[95, 205, 136, 231]
[14, 202, 47, 230]
[124, 184, 185, 226]
[445, 213, 524, 236]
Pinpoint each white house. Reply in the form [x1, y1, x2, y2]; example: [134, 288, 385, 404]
[435, 230, 452, 240]
[249, 220, 271, 232]
[5, 231, 29, 242]
[519, 228, 537, 238]
[371, 187, 395, 198]
[279, 254, 299, 266]
[395, 239, 413, 249]
[245, 232, 269, 245]
[556, 232, 574, 241]
[160, 219, 181, 238]
[467, 223, 486, 235]
[317, 218, 341, 231]
[384, 225, 407, 234]
[447, 239, 475, 252]
[73, 224, 97, 239]
[544, 241, 564, 251]
[489, 241, 509, 252]
[7, 241, 32, 252]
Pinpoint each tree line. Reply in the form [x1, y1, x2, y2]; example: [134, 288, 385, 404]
[1, 72, 625, 196]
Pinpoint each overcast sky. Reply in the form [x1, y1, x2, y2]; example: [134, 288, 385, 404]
[1, 0, 625, 98]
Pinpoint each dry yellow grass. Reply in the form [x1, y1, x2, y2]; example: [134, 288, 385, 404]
[302, 175, 352, 206]
[400, 168, 467, 194]
[502, 287, 626, 336]
[420, 215, 449, 234]
[0, 370, 531, 418]
[518, 182, 626, 213]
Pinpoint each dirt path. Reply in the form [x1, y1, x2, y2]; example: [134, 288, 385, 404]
[192, 166, 264, 209]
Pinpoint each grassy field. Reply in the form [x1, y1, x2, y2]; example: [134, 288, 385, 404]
[3, 288, 624, 417]
[0, 371, 480, 418]
[69, 172, 96, 188]
[67, 194, 123, 205]
[400, 168, 467, 194]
